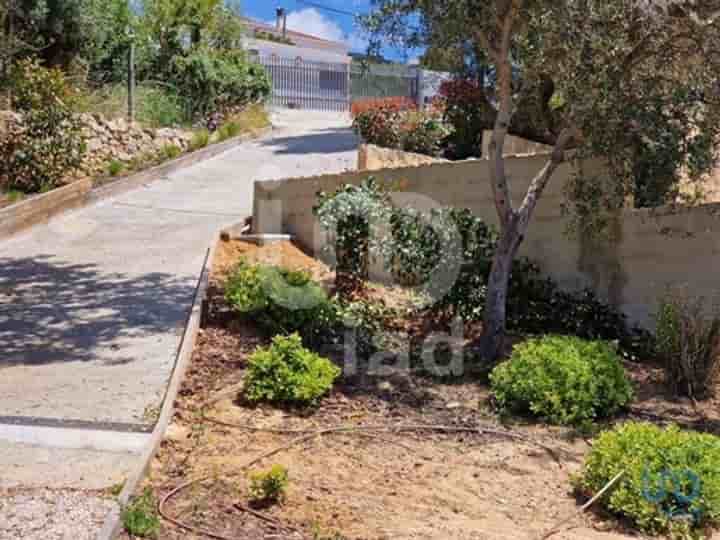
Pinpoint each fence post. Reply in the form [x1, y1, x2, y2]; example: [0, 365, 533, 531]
[127, 28, 135, 123]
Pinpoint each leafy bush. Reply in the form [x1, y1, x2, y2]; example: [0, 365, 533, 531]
[490, 336, 633, 425]
[388, 207, 496, 288]
[400, 110, 451, 157]
[0, 59, 86, 193]
[352, 103, 405, 149]
[438, 79, 487, 160]
[655, 289, 720, 399]
[244, 334, 340, 405]
[315, 177, 392, 291]
[225, 262, 337, 345]
[122, 488, 160, 538]
[169, 47, 270, 120]
[575, 422, 720, 535]
[248, 465, 289, 504]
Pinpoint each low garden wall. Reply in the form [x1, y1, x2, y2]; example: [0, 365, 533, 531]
[253, 155, 720, 329]
[358, 143, 447, 171]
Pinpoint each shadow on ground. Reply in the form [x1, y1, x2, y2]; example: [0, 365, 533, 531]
[0, 255, 195, 366]
[260, 128, 358, 155]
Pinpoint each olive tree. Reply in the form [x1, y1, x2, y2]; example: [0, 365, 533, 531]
[365, 0, 720, 361]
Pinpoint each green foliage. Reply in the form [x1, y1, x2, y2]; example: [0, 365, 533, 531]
[387, 206, 496, 287]
[438, 79, 487, 159]
[575, 422, 720, 535]
[490, 336, 633, 426]
[655, 289, 720, 399]
[75, 84, 188, 128]
[0, 59, 86, 193]
[159, 144, 182, 161]
[121, 488, 160, 538]
[248, 465, 289, 504]
[107, 159, 125, 176]
[217, 120, 241, 141]
[244, 334, 340, 405]
[314, 177, 392, 285]
[352, 101, 407, 149]
[224, 262, 337, 346]
[189, 129, 210, 151]
[169, 47, 270, 120]
[352, 103, 450, 158]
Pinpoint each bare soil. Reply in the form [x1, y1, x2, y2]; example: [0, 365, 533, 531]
[124, 240, 720, 540]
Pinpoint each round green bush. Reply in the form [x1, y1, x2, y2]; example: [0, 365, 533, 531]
[489, 335, 633, 425]
[575, 422, 720, 535]
[224, 261, 336, 346]
[244, 334, 341, 405]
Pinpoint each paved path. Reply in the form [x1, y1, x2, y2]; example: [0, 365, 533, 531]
[0, 109, 357, 538]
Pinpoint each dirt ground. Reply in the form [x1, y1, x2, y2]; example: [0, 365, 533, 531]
[125, 240, 720, 540]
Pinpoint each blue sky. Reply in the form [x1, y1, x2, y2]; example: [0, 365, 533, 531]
[241, 0, 417, 61]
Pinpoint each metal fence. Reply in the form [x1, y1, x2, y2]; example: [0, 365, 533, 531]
[350, 64, 419, 102]
[255, 55, 350, 112]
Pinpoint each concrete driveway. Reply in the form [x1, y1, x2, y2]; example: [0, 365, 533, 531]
[0, 109, 357, 539]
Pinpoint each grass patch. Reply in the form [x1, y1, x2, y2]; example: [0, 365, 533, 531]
[5, 189, 25, 203]
[121, 487, 160, 538]
[76, 84, 190, 128]
[189, 129, 211, 152]
[107, 159, 125, 177]
[158, 144, 183, 161]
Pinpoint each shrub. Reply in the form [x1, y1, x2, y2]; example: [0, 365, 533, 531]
[170, 47, 270, 120]
[189, 129, 210, 151]
[352, 103, 406, 149]
[438, 79, 487, 160]
[225, 262, 337, 345]
[159, 144, 182, 161]
[400, 110, 450, 157]
[490, 336, 633, 425]
[655, 288, 720, 399]
[315, 178, 392, 291]
[388, 206, 496, 288]
[137, 86, 187, 127]
[244, 334, 340, 405]
[107, 159, 125, 176]
[0, 59, 86, 193]
[248, 465, 289, 504]
[122, 488, 160, 538]
[351, 97, 416, 118]
[217, 121, 241, 141]
[575, 422, 720, 535]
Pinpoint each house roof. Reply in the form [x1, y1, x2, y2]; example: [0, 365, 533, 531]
[242, 17, 348, 48]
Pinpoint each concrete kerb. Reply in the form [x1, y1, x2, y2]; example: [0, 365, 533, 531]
[0, 126, 273, 242]
[95, 234, 220, 540]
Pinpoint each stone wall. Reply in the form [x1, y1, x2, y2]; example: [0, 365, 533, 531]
[253, 156, 720, 329]
[79, 114, 192, 178]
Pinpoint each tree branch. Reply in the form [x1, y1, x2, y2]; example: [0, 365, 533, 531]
[516, 127, 577, 232]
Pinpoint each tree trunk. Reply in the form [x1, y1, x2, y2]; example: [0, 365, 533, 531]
[478, 222, 522, 362]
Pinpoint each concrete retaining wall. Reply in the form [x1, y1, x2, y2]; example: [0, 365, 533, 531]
[253, 155, 720, 328]
[358, 143, 447, 171]
[0, 127, 271, 242]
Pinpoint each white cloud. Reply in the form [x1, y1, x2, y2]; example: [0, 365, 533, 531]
[285, 8, 345, 42]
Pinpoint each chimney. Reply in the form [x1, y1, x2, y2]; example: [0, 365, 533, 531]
[276, 7, 287, 38]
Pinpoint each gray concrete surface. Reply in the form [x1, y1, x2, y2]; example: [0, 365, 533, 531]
[0, 109, 356, 536]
